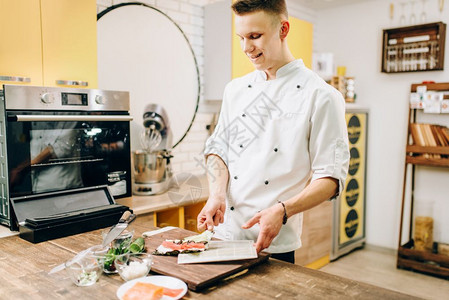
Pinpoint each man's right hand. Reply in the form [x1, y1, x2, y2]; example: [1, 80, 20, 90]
[198, 154, 229, 231]
[197, 196, 226, 231]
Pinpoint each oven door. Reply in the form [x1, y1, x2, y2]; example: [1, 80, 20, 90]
[6, 111, 132, 198]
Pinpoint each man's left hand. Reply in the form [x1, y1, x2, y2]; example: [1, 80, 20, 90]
[242, 203, 285, 253]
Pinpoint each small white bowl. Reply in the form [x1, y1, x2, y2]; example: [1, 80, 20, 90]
[115, 253, 153, 281]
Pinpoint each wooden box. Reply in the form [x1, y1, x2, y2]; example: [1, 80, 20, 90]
[398, 240, 449, 279]
[381, 22, 446, 73]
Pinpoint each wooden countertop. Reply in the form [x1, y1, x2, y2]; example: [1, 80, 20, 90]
[116, 173, 209, 215]
[0, 216, 418, 299]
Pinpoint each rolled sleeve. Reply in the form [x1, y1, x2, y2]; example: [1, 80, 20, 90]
[204, 124, 229, 166]
[309, 88, 350, 200]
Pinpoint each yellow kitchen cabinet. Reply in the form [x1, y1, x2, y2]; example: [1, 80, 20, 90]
[0, 0, 97, 89]
[154, 201, 206, 233]
[0, 0, 43, 87]
[40, 0, 97, 88]
[204, 1, 313, 100]
[154, 207, 183, 229]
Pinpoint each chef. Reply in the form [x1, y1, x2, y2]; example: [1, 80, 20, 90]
[197, 0, 350, 264]
[30, 121, 83, 193]
[9, 120, 83, 193]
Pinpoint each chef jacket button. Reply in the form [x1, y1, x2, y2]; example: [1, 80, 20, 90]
[297, 84, 301, 89]
[264, 180, 269, 185]
[230, 206, 235, 211]
[274, 148, 278, 152]
[242, 113, 246, 117]
[234, 176, 238, 180]
[239, 144, 243, 148]
[248, 84, 252, 88]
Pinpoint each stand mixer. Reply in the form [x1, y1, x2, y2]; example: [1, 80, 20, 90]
[133, 104, 173, 195]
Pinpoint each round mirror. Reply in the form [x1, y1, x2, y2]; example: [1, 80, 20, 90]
[97, 3, 200, 150]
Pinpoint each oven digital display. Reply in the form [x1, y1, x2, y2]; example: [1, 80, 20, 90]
[61, 92, 88, 106]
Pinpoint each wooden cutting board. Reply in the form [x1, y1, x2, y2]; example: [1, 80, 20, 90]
[144, 227, 270, 291]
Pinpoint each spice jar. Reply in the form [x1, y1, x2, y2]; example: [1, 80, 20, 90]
[414, 201, 434, 251]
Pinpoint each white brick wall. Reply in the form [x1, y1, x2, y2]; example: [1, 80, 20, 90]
[97, 0, 222, 176]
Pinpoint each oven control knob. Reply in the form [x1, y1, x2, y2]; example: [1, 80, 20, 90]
[40, 93, 54, 104]
[95, 95, 105, 105]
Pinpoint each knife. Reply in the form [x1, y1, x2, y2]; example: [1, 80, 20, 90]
[48, 247, 91, 275]
[102, 211, 136, 247]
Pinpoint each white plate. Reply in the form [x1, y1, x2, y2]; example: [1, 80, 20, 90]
[116, 275, 187, 300]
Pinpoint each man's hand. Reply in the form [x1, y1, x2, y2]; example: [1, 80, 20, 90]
[197, 196, 226, 231]
[198, 154, 229, 232]
[242, 203, 284, 253]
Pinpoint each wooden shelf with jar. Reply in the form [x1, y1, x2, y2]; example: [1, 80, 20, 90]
[330, 76, 355, 103]
[398, 82, 449, 279]
[382, 22, 446, 73]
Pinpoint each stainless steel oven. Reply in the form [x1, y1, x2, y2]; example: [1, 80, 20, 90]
[0, 85, 133, 231]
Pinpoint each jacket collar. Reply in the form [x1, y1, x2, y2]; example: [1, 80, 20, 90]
[255, 59, 305, 82]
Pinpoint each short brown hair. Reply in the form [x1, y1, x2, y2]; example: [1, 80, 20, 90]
[231, 0, 288, 19]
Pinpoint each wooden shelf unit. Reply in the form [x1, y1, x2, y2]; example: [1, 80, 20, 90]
[406, 145, 449, 167]
[398, 240, 449, 278]
[398, 82, 449, 279]
[382, 22, 446, 73]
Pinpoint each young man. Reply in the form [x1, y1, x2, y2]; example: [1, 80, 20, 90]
[197, 0, 349, 264]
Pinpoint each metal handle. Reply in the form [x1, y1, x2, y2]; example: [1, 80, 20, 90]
[56, 80, 88, 86]
[10, 115, 133, 122]
[0, 75, 31, 83]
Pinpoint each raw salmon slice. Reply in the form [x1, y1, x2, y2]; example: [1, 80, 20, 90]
[123, 282, 163, 300]
[162, 287, 184, 298]
[161, 241, 206, 251]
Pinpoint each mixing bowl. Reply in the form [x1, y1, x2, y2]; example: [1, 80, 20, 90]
[65, 253, 102, 286]
[133, 150, 166, 183]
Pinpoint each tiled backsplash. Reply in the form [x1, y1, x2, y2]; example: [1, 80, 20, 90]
[97, 0, 223, 176]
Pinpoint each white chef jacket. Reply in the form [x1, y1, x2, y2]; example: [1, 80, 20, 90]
[204, 59, 350, 253]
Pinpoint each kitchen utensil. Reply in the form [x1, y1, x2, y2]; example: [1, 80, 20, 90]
[49, 247, 92, 275]
[177, 240, 257, 264]
[102, 211, 136, 247]
[409, 0, 417, 25]
[420, 0, 427, 23]
[101, 228, 134, 251]
[140, 124, 162, 152]
[142, 226, 176, 237]
[48, 243, 110, 275]
[133, 150, 168, 184]
[399, 2, 406, 25]
[133, 104, 174, 196]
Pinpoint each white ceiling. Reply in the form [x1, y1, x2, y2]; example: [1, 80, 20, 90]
[291, 0, 374, 10]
